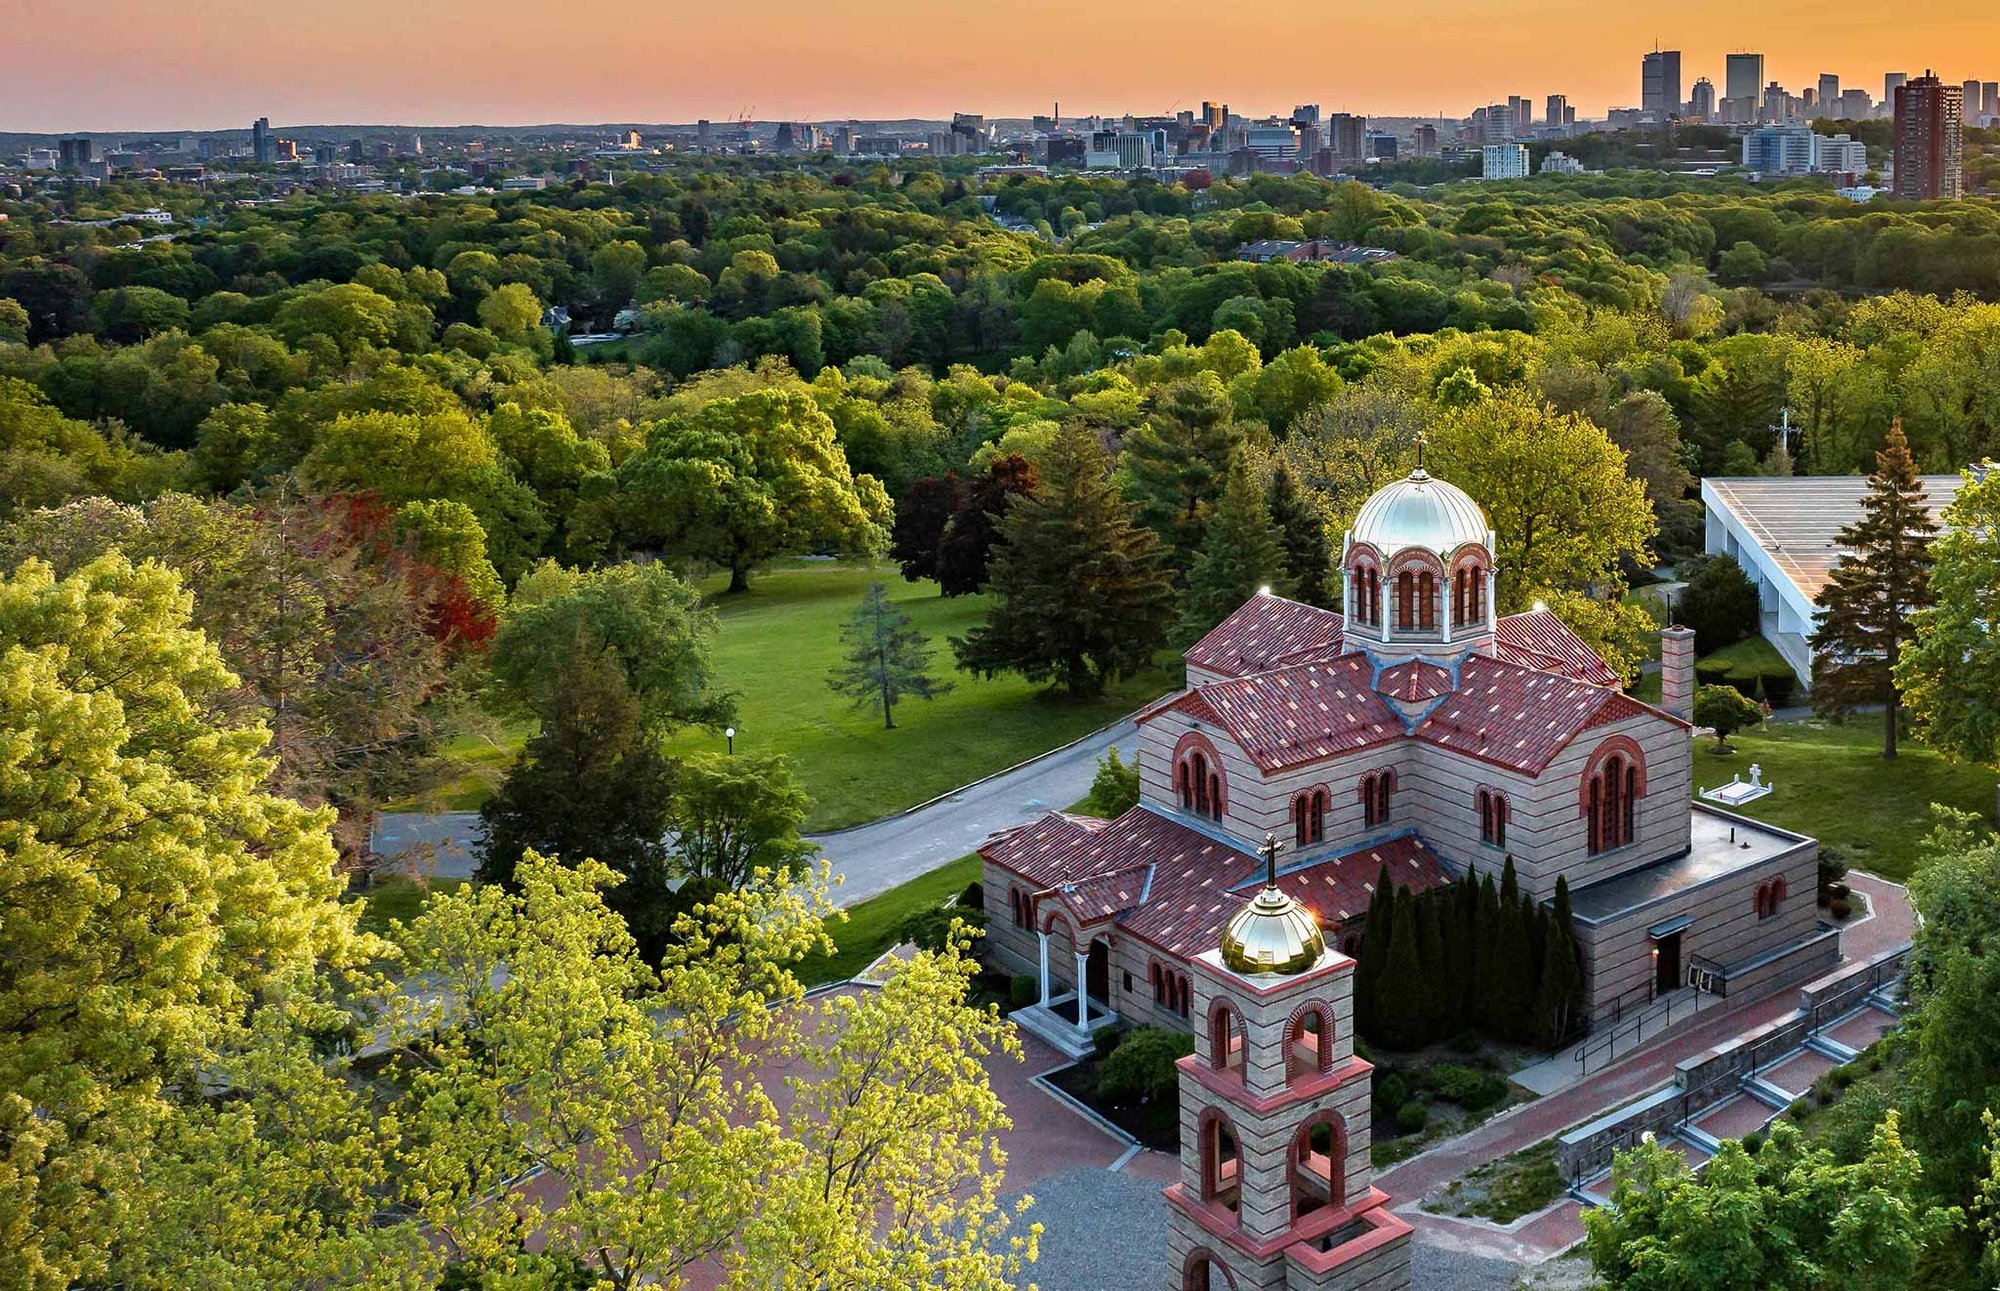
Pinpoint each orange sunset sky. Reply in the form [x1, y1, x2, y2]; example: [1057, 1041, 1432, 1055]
[5, 0, 1997, 133]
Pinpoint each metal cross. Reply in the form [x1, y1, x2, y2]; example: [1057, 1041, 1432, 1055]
[1260, 832, 1285, 887]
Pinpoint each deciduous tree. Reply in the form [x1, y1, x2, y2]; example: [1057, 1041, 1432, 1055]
[1896, 469, 2000, 767]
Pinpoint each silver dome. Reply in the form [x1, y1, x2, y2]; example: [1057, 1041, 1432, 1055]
[1348, 467, 1491, 558]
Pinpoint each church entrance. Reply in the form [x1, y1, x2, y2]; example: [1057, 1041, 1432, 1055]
[1086, 939, 1110, 1006]
[1654, 931, 1683, 997]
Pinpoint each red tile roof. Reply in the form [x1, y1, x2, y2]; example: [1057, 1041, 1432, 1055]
[1376, 659, 1453, 703]
[1184, 594, 1344, 679]
[1162, 655, 1403, 772]
[1411, 654, 1636, 774]
[1493, 610, 1621, 687]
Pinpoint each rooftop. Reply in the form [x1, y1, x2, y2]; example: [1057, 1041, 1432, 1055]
[1567, 804, 1812, 925]
[1703, 474, 1967, 604]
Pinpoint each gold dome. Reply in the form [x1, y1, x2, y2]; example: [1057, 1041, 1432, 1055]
[1220, 885, 1326, 976]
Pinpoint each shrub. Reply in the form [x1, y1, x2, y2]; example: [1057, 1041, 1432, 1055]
[1429, 1064, 1486, 1104]
[1097, 1026, 1196, 1108]
[895, 902, 987, 953]
[1395, 1100, 1430, 1134]
[1449, 1030, 1482, 1055]
[1695, 683, 1763, 752]
[1830, 896, 1853, 920]
[1009, 974, 1038, 1009]
[1083, 744, 1141, 817]
[958, 880, 983, 910]
[1092, 1025, 1124, 1060]
[1375, 1072, 1408, 1113]
[1676, 554, 1761, 654]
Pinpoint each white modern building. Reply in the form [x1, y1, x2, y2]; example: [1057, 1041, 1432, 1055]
[1540, 150, 1585, 174]
[1814, 133, 1868, 175]
[1740, 124, 1817, 174]
[1702, 473, 1970, 682]
[1481, 143, 1530, 178]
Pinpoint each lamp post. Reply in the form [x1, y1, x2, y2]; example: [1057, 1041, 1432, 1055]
[725, 726, 736, 756]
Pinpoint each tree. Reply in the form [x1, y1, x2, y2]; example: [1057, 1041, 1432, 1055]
[1177, 453, 1289, 646]
[1695, 683, 1763, 752]
[396, 853, 1036, 1291]
[1415, 891, 1450, 1041]
[1533, 877, 1585, 1047]
[1265, 457, 1334, 608]
[1121, 372, 1249, 570]
[1896, 469, 2000, 767]
[1429, 391, 1658, 612]
[954, 425, 1173, 699]
[1675, 554, 1762, 655]
[936, 454, 1036, 597]
[665, 751, 817, 889]
[828, 581, 952, 728]
[475, 281, 543, 342]
[1084, 744, 1142, 817]
[615, 387, 889, 591]
[1810, 421, 1938, 757]
[1280, 386, 1423, 550]
[1353, 866, 1394, 1038]
[890, 472, 962, 584]
[485, 560, 731, 736]
[1371, 888, 1425, 1050]
[0, 555, 366, 1290]
[1584, 1117, 1957, 1291]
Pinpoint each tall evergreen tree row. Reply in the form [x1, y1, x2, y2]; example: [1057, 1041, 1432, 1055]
[1356, 859, 1587, 1051]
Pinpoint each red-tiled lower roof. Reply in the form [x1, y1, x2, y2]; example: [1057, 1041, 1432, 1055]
[1168, 655, 1402, 772]
[1184, 593, 1344, 679]
[1413, 653, 1631, 774]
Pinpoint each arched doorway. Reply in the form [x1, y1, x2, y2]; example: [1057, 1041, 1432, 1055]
[1086, 938, 1110, 1006]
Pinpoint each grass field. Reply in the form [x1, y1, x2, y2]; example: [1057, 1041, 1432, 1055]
[409, 561, 1174, 831]
[1699, 635, 1793, 675]
[349, 875, 468, 938]
[797, 853, 982, 986]
[1689, 714, 1997, 881]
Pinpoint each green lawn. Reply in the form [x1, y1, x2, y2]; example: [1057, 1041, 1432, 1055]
[349, 875, 468, 938]
[1699, 635, 1793, 675]
[404, 562, 1173, 831]
[1689, 714, 1997, 880]
[797, 853, 982, 986]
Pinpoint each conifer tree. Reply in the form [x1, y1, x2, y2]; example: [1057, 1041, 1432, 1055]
[1534, 876, 1587, 1047]
[1176, 452, 1289, 646]
[1444, 867, 1478, 1031]
[1121, 372, 1249, 571]
[1471, 872, 1502, 1026]
[1353, 865, 1394, 1037]
[1811, 420, 1938, 757]
[1416, 891, 1449, 1043]
[828, 581, 953, 728]
[1374, 887, 1425, 1050]
[954, 425, 1174, 699]
[1492, 858, 1534, 1040]
[1266, 458, 1334, 607]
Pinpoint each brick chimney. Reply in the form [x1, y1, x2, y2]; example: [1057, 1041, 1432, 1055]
[1661, 625, 1696, 721]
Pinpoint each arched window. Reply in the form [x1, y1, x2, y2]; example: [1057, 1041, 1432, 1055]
[1756, 876, 1789, 920]
[1176, 973, 1191, 1018]
[1177, 749, 1224, 821]
[1208, 1003, 1243, 1076]
[1470, 567, 1485, 621]
[1452, 568, 1468, 627]
[1200, 1110, 1242, 1215]
[1586, 747, 1642, 855]
[1362, 770, 1394, 829]
[1417, 571, 1436, 630]
[1183, 1250, 1237, 1291]
[1396, 570, 1415, 629]
[1286, 1003, 1334, 1081]
[1368, 568, 1382, 625]
[1292, 789, 1327, 846]
[1288, 1113, 1346, 1221]
[1478, 789, 1508, 848]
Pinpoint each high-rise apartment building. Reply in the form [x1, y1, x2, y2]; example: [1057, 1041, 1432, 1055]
[1328, 113, 1366, 163]
[1893, 73, 1963, 200]
[1688, 78, 1716, 120]
[1982, 82, 1999, 124]
[1507, 95, 1529, 131]
[251, 116, 271, 164]
[1642, 50, 1682, 116]
[1546, 95, 1567, 130]
[1482, 143, 1530, 179]
[1413, 122, 1438, 156]
[1837, 89, 1872, 120]
[57, 137, 92, 168]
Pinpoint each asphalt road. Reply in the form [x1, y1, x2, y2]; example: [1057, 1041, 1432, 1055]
[370, 716, 1140, 903]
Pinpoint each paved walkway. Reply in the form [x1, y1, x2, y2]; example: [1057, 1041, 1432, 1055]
[1378, 870, 1912, 1264]
[371, 717, 1139, 901]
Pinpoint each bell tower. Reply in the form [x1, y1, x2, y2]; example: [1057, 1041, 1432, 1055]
[1164, 836, 1413, 1291]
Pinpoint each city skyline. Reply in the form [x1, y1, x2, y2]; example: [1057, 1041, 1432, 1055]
[5, 0, 1997, 133]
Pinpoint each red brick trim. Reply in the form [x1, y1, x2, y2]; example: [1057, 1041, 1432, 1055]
[1577, 734, 1648, 814]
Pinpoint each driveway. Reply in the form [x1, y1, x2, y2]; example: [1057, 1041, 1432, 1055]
[371, 717, 1139, 902]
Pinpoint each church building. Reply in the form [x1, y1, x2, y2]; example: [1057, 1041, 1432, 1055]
[978, 464, 1839, 1061]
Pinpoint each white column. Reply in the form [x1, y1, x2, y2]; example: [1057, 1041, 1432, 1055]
[1037, 930, 1051, 1008]
[1342, 568, 1353, 621]
[1486, 568, 1497, 631]
[1074, 950, 1090, 1033]
[1442, 574, 1453, 645]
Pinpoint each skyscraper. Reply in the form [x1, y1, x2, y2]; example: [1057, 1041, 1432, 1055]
[1688, 78, 1716, 120]
[1725, 53, 1765, 118]
[1642, 50, 1682, 116]
[1983, 82, 1999, 125]
[1508, 95, 1529, 131]
[1893, 73, 1963, 200]
[1885, 72, 1908, 105]
[1817, 74, 1841, 115]
[251, 116, 271, 164]
[57, 137, 92, 168]
[1328, 113, 1365, 162]
[1546, 95, 1567, 131]
[1964, 79, 1982, 121]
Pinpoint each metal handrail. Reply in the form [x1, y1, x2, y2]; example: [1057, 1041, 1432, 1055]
[1574, 986, 1702, 1074]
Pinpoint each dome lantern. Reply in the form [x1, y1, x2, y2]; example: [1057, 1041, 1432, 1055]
[1219, 833, 1325, 976]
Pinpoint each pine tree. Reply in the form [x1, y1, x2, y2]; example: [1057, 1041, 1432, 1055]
[1374, 887, 1425, 1050]
[1534, 876, 1587, 1047]
[953, 425, 1174, 699]
[1353, 865, 1394, 1037]
[1266, 458, 1335, 607]
[828, 581, 953, 729]
[1122, 373, 1248, 571]
[1176, 452, 1289, 646]
[1416, 892, 1449, 1044]
[1810, 420, 1938, 758]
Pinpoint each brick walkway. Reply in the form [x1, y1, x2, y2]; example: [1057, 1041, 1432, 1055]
[1378, 870, 1912, 1264]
